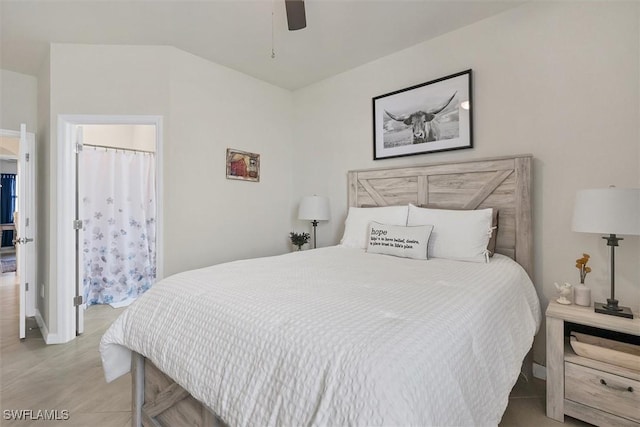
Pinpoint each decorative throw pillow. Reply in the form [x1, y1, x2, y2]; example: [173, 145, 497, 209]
[340, 206, 409, 249]
[420, 205, 499, 256]
[407, 204, 493, 263]
[366, 222, 433, 260]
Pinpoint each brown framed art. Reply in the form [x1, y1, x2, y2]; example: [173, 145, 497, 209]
[372, 69, 473, 160]
[226, 148, 260, 182]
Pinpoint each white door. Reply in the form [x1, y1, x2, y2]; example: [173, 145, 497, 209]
[16, 124, 36, 339]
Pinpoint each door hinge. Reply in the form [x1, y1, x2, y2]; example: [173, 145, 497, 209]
[25, 153, 30, 162]
[73, 220, 83, 230]
[25, 217, 29, 227]
[25, 283, 29, 291]
[73, 295, 83, 307]
[75, 142, 83, 154]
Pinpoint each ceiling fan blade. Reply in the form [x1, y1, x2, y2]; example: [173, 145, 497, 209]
[285, 0, 306, 31]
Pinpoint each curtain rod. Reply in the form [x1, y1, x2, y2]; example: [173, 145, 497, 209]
[83, 143, 155, 154]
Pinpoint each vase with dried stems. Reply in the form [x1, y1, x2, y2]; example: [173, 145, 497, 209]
[574, 253, 592, 306]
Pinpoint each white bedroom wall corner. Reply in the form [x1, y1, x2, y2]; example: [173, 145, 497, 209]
[290, 114, 330, 241]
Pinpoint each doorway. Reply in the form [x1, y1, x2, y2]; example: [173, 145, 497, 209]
[57, 116, 163, 343]
[80, 125, 157, 307]
[0, 126, 37, 340]
[0, 156, 18, 272]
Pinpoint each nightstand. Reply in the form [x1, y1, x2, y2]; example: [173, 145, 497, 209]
[546, 301, 640, 425]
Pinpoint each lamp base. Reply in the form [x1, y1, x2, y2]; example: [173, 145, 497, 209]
[594, 301, 634, 319]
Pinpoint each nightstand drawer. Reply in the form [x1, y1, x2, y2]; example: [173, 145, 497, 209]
[565, 362, 640, 423]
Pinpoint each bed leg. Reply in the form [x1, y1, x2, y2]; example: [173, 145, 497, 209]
[132, 352, 145, 427]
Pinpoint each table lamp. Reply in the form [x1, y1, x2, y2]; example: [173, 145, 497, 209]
[298, 195, 330, 249]
[572, 187, 640, 318]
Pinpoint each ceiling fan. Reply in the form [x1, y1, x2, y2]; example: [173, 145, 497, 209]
[285, 0, 306, 31]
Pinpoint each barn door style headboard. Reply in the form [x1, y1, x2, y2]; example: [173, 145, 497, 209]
[347, 155, 533, 277]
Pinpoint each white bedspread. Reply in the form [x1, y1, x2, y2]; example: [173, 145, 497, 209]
[101, 247, 541, 426]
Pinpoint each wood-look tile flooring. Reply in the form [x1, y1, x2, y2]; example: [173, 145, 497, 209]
[0, 272, 591, 427]
[1, 273, 131, 426]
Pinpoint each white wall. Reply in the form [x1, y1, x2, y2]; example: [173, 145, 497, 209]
[166, 48, 293, 275]
[0, 69, 37, 132]
[82, 124, 156, 152]
[37, 49, 52, 334]
[291, 2, 640, 365]
[43, 43, 294, 338]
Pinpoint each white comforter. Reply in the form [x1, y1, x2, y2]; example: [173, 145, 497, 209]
[101, 246, 541, 427]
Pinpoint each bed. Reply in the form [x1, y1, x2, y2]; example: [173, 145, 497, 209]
[100, 154, 541, 427]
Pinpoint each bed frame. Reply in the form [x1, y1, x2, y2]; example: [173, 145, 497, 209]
[130, 154, 533, 427]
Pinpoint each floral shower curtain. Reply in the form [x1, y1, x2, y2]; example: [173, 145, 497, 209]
[79, 148, 156, 306]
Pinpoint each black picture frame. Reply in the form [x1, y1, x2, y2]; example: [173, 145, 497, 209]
[372, 69, 473, 160]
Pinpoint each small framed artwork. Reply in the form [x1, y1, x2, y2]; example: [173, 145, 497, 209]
[226, 148, 260, 182]
[372, 69, 473, 160]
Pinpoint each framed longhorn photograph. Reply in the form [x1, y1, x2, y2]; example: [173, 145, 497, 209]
[372, 69, 473, 160]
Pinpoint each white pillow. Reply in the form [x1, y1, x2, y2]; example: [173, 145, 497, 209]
[366, 222, 433, 260]
[407, 204, 493, 263]
[340, 206, 409, 249]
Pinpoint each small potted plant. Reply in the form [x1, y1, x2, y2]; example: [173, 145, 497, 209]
[289, 232, 310, 251]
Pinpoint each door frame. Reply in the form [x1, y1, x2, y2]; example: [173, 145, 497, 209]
[57, 115, 164, 343]
[0, 128, 37, 320]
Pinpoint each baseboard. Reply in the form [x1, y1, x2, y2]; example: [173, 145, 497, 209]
[35, 308, 61, 344]
[532, 362, 546, 380]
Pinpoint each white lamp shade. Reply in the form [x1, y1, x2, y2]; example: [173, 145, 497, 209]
[298, 195, 330, 221]
[572, 188, 640, 236]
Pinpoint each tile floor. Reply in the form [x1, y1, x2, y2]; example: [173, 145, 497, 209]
[1, 272, 130, 426]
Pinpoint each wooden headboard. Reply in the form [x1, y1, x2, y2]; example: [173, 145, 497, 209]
[347, 154, 533, 277]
